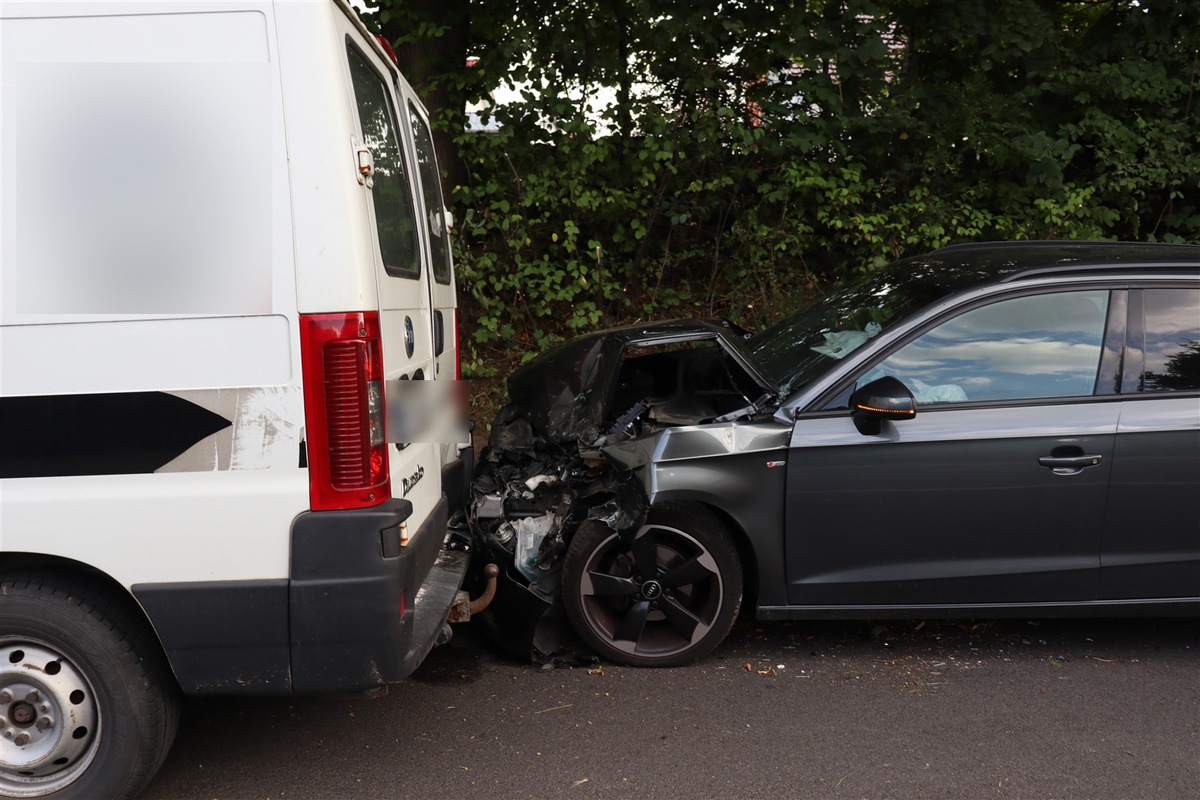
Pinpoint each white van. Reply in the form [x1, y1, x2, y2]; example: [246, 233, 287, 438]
[0, 2, 473, 797]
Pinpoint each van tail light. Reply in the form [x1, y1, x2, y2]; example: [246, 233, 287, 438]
[300, 312, 390, 510]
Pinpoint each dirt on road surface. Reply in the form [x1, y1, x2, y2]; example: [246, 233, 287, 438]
[144, 615, 1199, 799]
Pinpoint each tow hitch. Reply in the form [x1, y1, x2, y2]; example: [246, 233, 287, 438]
[448, 563, 499, 623]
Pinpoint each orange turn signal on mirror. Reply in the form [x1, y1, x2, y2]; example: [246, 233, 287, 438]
[855, 403, 915, 416]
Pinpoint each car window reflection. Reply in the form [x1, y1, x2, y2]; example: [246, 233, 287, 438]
[1141, 289, 1200, 392]
[868, 290, 1110, 404]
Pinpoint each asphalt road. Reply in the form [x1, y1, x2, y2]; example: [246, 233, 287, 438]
[143, 615, 1199, 800]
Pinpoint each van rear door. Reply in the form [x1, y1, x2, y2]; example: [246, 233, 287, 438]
[340, 28, 443, 518]
[403, 93, 458, 386]
[401, 88, 464, 470]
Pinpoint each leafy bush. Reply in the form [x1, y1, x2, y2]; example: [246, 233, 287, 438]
[369, 0, 1200, 385]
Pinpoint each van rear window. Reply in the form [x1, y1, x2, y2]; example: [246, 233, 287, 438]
[347, 46, 420, 279]
[409, 103, 452, 285]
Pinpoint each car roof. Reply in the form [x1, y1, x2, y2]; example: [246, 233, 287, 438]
[926, 241, 1190, 284]
[903, 240, 1200, 295]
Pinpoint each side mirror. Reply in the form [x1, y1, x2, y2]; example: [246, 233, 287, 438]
[849, 376, 916, 436]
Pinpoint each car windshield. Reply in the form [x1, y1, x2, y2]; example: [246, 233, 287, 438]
[747, 259, 973, 395]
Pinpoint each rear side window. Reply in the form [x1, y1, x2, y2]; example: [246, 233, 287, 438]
[408, 103, 452, 285]
[1140, 289, 1200, 392]
[347, 46, 420, 279]
[870, 290, 1109, 404]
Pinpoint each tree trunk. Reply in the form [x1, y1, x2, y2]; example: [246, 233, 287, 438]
[384, 0, 470, 203]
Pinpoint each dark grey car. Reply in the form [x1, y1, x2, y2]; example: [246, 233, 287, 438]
[468, 241, 1200, 666]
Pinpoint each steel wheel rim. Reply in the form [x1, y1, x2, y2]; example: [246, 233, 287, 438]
[576, 522, 724, 659]
[0, 639, 101, 798]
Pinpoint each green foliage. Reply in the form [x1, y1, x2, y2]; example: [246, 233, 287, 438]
[372, 0, 1200, 377]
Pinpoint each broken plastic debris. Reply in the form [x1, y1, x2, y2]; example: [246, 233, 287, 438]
[525, 474, 558, 491]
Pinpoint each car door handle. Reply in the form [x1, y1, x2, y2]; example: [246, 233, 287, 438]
[1038, 454, 1103, 475]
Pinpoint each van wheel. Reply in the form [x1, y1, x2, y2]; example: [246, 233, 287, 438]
[0, 572, 179, 799]
[562, 504, 742, 667]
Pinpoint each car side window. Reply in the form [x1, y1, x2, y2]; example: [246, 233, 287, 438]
[1139, 289, 1200, 392]
[864, 290, 1110, 404]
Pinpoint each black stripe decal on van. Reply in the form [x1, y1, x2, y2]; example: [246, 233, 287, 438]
[0, 393, 232, 479]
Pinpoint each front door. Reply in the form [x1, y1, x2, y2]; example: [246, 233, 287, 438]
[785, 289, 1118, 607]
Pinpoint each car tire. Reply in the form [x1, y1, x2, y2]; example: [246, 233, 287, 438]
[0, 571, 180, 799]
[562, 503, 742, 667]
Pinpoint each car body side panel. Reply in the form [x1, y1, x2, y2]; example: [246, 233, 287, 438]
[601, 420, 792, 606]
[1100, 395, 1200, 599]
[473, 254, 1200, 663]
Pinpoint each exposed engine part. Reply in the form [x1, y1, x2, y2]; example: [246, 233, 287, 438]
[467, 320, 777, 662]
[493, 521, 516, 546]
[473, 493, 504, 519]
[601, 399, 649, 444]
[512, 514, 562, 582]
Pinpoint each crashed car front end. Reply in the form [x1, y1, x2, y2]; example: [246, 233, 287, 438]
[467, 320, 789, 665]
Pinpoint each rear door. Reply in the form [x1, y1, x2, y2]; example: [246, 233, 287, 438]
[402, 92, 457, 385]
[340, 29, 442, 511]
[1101, 285, 1200, 599]
[400, 88, 463, 467]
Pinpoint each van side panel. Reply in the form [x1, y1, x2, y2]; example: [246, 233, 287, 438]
[1, 1, 469, 701]
[3, 9, 280, 318]
[1, 3, 306, 588]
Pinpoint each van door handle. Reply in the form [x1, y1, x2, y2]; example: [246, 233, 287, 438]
[433, 310, 445, 356]
[1038, 454, 1103, 475]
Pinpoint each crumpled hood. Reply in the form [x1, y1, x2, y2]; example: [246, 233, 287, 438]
[505, 319, 778, 446]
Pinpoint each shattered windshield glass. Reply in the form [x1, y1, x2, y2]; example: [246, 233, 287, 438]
[747, 259, 972, 396]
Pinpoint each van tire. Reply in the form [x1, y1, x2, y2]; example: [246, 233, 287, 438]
[0, 572, 180, 799]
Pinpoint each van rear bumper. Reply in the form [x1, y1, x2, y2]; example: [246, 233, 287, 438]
[135, 496, 470, 696]
[290, 496, 466, 692]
